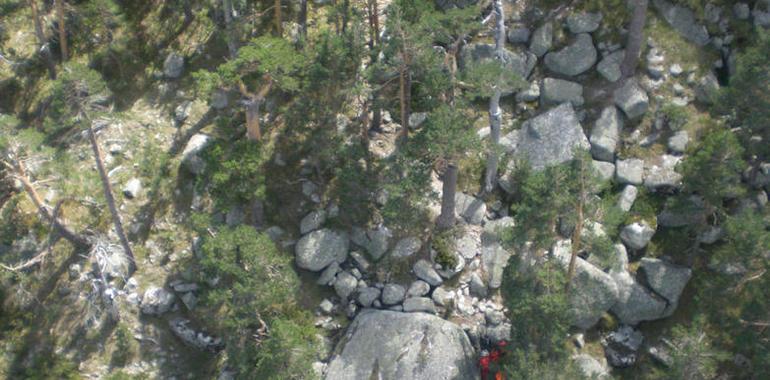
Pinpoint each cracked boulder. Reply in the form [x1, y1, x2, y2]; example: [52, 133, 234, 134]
[324, 310, 478, 380]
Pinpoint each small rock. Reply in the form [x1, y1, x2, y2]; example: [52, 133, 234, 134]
[618, 185, 639, 212]
[390, 236, 421, 259]
[540, 78, 584, 107]
[357, 287, 381, 308]
[300, 210, 326, 234]
[334, 271, 358, 300]
[597, 50, 624, 82]
[669, 64, 683, 76]
[163, 52, 184, 79]
[140, 286, 175, 315]
[469, 273, 488, 297]
[620, 222, 656, 250]
[614, 79, 649, 119]
[567, 12, 603, 34]
[544, 33, 597, 76]
[529, 22, 553, 57]
[413, 259, 443, 286]
[402, 297, 436, 314]
[616, 159, 645, 185]
[508, 27, 531, 44]
[381, 284, 406, 305]
[407, 280, 430, 298]
[590, 106, 623, 162]
[122, 178, 142, 199]
[668, 130, 689, 154]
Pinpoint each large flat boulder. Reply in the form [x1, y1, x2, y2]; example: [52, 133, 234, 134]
[544, 33, 597, 76]
[541, 78, 584, 107]
[553, 240, 619, 330]
[653, 0, 710, 46]
[295, 229, 349, 271]
[510, 103, 590, 171]
[325, 310, 478, 380]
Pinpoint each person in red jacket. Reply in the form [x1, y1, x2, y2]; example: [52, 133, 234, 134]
[479, 341, 508, 380]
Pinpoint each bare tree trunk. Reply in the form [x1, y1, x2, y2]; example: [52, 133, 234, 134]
[55, 0, 67, 61]
[2, 160, 89, 248]
[88, 123, 136, 274]
[222, 0, 237, 58]
[437, 163, 458, 230]
[29, 0, 57, 79]
[621, 0, 649, 79]
[367, 0, 382, 133]
[398, 64, 411, 142]
[242, 81, 272, 142]
[484, 0, 505, 194]
[566, 158, 586, 292]
[299, 0, 308, 41]
[274, 0, 282, 36]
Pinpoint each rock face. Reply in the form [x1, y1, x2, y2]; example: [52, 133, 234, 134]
[163, 52, 184, 78]
[181, 134, 211, 175]
[529, 22, 553, 57]
[544, 33, 597, 76]
[640, 258, 691, 310]
[455, 193, 486, 225]
[540, 78, 584, 107]
[324, 310, 479, 380]
[590, 106, 623, 162]
[567, 12, 603, 33]
[620, 222, 656, 250]
[597, 50, 624, 82]
[509, 103, 590, 171]
[295, 229, 349, 271]
[644, 155, 683, 191]
[611, 270, 668, 325]
[140, 286, 175, 315]
[460, 43, 536, 95]
[553, 240, 619, 329]
[653, 0, 710, 46]
[613, 79, 649, 119]
[616, 158, 644, 185]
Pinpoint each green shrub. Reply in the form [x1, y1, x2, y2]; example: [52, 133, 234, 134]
[43, 63, 110, 137]
[197, 226, 318, 378]
[659, 103, 689, 131]
[432, 229, 458, 270]
[199, 139, 267, 209]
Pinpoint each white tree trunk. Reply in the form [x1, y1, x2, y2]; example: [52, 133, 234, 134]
[222, 0, 237, 58]
[484, 0, 505, 193]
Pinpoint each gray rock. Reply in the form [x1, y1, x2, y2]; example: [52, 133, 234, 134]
[567, 12, 603, 34]
[482, 217, 515, 245]
[669, 64, 683, 77]
[181, 134, 211, 175]
[357, 287, 381, 308]
[402, 297, 437, 314]
[618, 185, 639, 212]
[540, 78, 584, 107]
[382, 284, 406, 305]
[644, 155, 683, 191]
[592, 160, 616, 183]
[552, 240, 619, 329]
[695, 72, 720, 105]
[508, 27, 531, 44]
[515, 81, 540, 103]
[413, 259, 443, 286]
[407, 280, 431, 298]
[317, 262, 341, 286]
[697, 226, 724, 244]
[334, 271, 358, 300]
[734, 3, 750, 20]
[620, 222, 656, 250]
[349, 251, 371, 272]
[529, 22, 553, 57]
[597, 50, 624, 82]
[92, 240, 131, 280]
[319, 299, 335, 314]
[211, 89, 228, 109]
[668, 130, 689, 153]
[300, 210, 326, 234]
[504, 103, 590, 174]
[174, 101, 192, 122]
[169, 318, 222, 352]
[456, 227, 481, 260]
[640, 258, 691, 308]
[324, 310, 478, 380]
[181, 292, 197, 310]
[455, 193, 486, 225]
[614, 79, 649, 119]
[295, 229, 349, 271]
[616, 158, 644, 185]
[461, 43, 537, 95]
[431, 286, 453, 306]
[573, 354, 610, 379]
[610, 270, 668, 325]
[653, 0, 710, 46]
[163, 52, 185, 79]
[390, 236, 421, 259]
[140, 286, 175, 315]
[544, 33, 597, 76]
[481, 323, 511, 343]
[408, 112, 428, 129]
[351, 226, 391, 261]
[469, 272, 488, 297]
[590, 106, 623, 162]
[481, 242, 512, 289]
[603, 325, 644, 367]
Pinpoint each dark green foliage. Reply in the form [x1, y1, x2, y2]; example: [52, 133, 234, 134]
[199, 139, 266, 208]
[111, 323, 134, 367]
[503, 349, 585, 380]
[432, 229, 458, 270]
[665, 318, 729, 380]
[719, 30, 770, 159]
[679, 128, 746, 210]
[409, 103, 479, 163]
[502, 256, 572, 360]
[659, 103, 689, 131]
[197, 225, 318, 378]
[43, 63, 110, 137]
